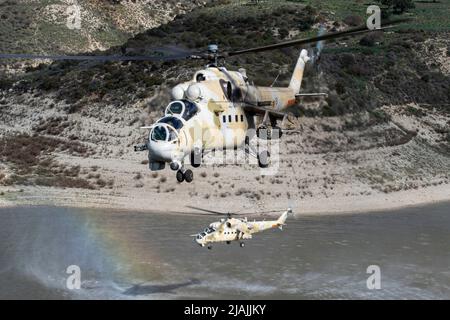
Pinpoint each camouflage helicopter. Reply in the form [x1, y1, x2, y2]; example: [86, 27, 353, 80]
[0, 19, 407, 183]
[135, 44, 311, 183]
[188, 206, 292, 249]
[131, 19, 407, 183]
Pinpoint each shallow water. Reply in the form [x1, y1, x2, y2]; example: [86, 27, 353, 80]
[0, 203, 449, 299]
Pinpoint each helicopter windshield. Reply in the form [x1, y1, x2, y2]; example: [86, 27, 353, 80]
[150, 125, 167, 141]
[165, 100, 199, 121]
[167, 101, 184, 115]
[157, 116, 183, 130]
[183, 100, 199, 120]
[205, 227, 216, 234]
[150, 122, 179, 142]
[197, 227, 215, 239]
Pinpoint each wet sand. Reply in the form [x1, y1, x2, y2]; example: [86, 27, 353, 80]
[0, 183, 449, 216]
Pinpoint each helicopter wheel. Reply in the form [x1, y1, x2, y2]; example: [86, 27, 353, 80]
[226, 241, 231, 245]
[207, 245, 212, 250]
[184, 169, 194, 183]
[176, 170, 185, 183]
[239, 242, 245, 248]
[257, 150, 270, 168]
[191, 149, 202, 168]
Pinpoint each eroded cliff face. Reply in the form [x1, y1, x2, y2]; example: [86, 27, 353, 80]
[0, 0, 207, 55]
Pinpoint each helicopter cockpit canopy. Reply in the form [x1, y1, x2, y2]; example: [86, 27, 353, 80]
[196, 227, 216, 239]
[150, 124, 178, 142]
[157, 115, 183, 130]
[150, 116, 184, 142]
[205, 227, 216, 234]
[165, 100, 199, 121]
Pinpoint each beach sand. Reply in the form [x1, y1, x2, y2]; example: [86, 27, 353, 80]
[1, 101, 449, 216]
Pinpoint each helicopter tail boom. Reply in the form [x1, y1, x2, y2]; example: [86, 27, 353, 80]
[288, 49, 310, 94]
[275, 208, 291, 230]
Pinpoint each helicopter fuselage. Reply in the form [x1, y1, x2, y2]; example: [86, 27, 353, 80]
[194, 209, 290, 248]
[146, 67, 297, 166]
[140, 49, 309, 181]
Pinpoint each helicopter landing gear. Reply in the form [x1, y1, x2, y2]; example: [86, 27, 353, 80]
[226, 241, 231, 245]
[244, 135, 271, 168]
[184, 169, 193, 182]
[176, 168, 194, 183]
[272, 126, 283, 139]
[256, 125, 268, 139]
[176, 170, 184, 182]
[190, 148, 202, 168]
[257, 150, 270, 168]
[239, 242, 245, 248]
[256, 126, 282, 140]
[207, 245, 212, 250]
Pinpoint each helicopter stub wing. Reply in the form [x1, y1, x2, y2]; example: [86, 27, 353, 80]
[242, 105, 287, 119]
[295, 93, 328, 99]
[237, 228, 253, 240]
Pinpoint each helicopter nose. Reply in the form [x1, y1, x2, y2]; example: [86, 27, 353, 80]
[148, 140, 177, 162]
[195, 236, 204, 246]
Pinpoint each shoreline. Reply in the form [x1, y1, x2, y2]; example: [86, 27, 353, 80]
[1, 102, 449, 219]
[1, 184, 448, 216]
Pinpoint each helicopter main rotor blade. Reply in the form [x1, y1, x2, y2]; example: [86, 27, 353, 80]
[0, 52, 192, 61]
[238, 208, 288, 215]
[227, 18, 410, 57]
[186, 206, 227, 215]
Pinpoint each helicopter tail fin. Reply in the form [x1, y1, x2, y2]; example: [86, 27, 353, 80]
[276, 208, 292, 230]
[289, 49, 310, 94]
